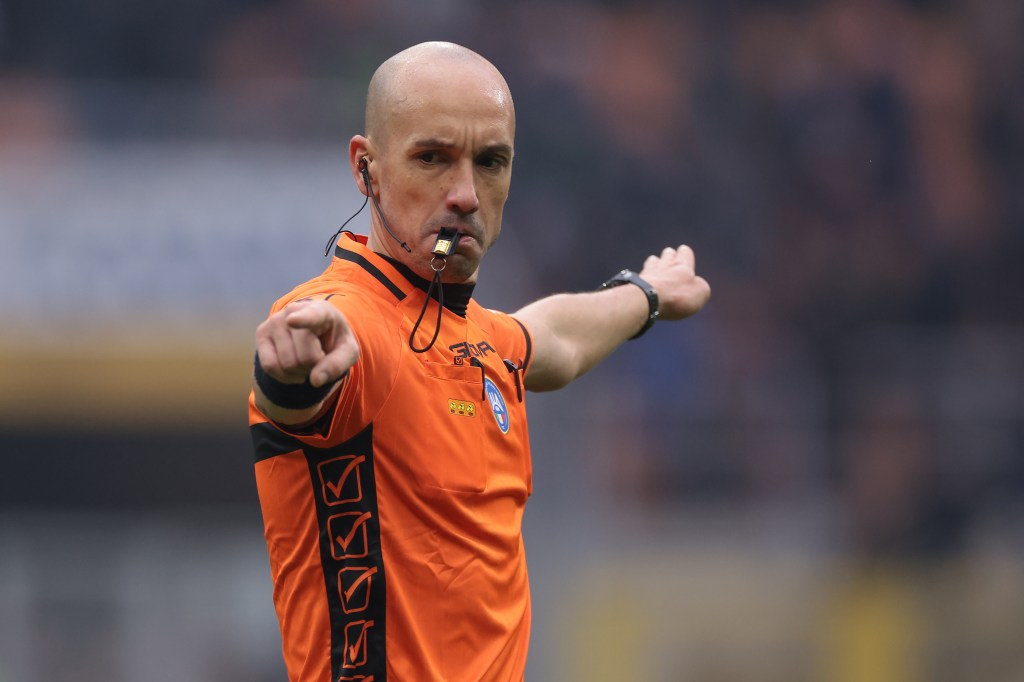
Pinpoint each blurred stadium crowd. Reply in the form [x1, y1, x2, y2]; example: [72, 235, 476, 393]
[1, 0, 1023, 680]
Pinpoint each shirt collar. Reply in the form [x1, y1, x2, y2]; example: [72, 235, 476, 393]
[333, 232, 475, 318]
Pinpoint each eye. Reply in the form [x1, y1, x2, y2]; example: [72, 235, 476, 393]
[477, 154, 508, 171]
[418, 151, 440, 165]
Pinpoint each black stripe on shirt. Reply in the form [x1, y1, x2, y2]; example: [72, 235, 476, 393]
[251, 421, 388, 681]
[303, 423, 387, 681]
[335, 247, 407, 302]
[510, 316, 533, 370]
[251, 421, 303, 462]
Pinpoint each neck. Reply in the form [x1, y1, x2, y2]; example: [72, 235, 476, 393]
[380, 253, 476, 318]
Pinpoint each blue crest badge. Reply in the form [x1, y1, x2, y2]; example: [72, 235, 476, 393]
[483, 377, 509, 434]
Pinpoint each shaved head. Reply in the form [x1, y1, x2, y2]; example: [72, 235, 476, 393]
[364, 42, 515, 149]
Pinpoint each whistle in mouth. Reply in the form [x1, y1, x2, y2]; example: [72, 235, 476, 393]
[432, 227, 461, 257]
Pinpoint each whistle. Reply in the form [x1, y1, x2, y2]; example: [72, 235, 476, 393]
[432, 227, 462, 257]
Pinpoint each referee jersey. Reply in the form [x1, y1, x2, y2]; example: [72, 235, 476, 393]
[249, 232, 534, 681]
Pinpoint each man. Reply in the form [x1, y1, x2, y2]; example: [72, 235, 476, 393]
[249, 41, 710, 681]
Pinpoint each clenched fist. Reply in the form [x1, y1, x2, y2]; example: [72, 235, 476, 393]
[638, 244, 711, 321]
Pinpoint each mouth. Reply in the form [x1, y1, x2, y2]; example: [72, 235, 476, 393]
[435, 227, 479, 240]
[430, 227, 481, 257]
[430, 228, 459, 257]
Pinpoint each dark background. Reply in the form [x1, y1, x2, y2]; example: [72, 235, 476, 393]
[1, 1, 1022, 680]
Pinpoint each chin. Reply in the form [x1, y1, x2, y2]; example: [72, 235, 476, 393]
[440, 257, 480, 284]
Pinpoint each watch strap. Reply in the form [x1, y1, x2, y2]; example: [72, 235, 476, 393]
[600, 269, 660, 339]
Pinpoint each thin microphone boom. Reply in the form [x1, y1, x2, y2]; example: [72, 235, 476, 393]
[360, 159, 412, 253]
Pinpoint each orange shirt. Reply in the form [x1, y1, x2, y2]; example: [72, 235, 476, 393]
[249, 233, 533, 681]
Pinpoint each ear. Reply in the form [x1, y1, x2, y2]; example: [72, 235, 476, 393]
[349, 135, 372, 197]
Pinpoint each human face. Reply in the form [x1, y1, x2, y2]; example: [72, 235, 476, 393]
[358, 66, 515, 283]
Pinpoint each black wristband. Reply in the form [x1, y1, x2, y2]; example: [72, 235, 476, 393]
[253, 353, 341, 410]
[600, 269, 660, 339]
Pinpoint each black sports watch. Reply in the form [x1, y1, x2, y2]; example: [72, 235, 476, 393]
[600, 269, 660, 339]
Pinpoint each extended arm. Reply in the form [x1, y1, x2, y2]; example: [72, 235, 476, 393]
[515, 245, 710, 391]
[253, 299, 360, 425]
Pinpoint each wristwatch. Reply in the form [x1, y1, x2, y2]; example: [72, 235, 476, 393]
[600, 269, 660, 339]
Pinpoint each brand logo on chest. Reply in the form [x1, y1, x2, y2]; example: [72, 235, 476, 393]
[450, 340, 495, 365]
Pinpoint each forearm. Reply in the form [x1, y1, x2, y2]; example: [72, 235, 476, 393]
[515, 284, 650, 391]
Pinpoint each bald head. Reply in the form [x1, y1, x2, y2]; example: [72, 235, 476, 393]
[364, 42, 515, 148]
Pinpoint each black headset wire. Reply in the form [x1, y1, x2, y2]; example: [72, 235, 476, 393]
[326, 159, 444, 353]
[325, 160, 413, 256]
[361, 160, 411, 253]
[323, 192, 368, 256]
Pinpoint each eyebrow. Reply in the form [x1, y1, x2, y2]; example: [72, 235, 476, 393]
[412, 139, 513, 157]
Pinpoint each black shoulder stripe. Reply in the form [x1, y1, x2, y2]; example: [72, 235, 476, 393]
[334, 247, 406, 301]
[510, 316, 533, 370]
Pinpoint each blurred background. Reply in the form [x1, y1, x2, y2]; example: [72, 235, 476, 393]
[1, 0, 1023, 680]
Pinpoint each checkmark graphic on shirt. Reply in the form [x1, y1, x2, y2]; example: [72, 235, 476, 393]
[328, 511, 372, 560]
[318, 455, 366, 506]
[338, 566, 378, 614]
[343, 619, 375, 668]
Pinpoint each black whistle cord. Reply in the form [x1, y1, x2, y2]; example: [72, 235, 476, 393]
[408, 263, 445, 353]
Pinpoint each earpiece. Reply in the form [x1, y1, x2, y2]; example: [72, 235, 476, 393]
[358, 157, 372, 196]
[325, 156, 394, 258]
[356, 155, 411, 254]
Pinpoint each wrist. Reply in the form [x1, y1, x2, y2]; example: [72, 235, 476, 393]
[253, 353, 342, 410]
[599, 269, 660, 339]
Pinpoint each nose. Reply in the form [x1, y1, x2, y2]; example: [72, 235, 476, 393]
[445, 161, 480, 216]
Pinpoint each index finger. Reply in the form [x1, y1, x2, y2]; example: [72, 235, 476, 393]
[309, 332, 361, 387]
[285, 300, 338, 335]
